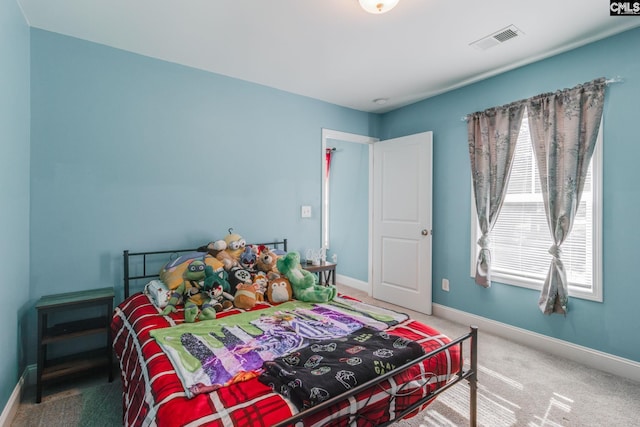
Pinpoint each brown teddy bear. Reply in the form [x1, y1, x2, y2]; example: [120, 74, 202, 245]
[256, 247, 279, 275]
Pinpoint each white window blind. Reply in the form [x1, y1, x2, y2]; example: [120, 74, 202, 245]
[471, 110, 602, 301]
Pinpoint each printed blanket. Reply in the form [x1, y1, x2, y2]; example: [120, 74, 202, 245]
[259, 326, 426, 410]
[149, 296, 409, 398]
[112, 292, 460, 427]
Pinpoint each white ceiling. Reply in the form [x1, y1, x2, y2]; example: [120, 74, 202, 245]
[17, 0, 640, 113]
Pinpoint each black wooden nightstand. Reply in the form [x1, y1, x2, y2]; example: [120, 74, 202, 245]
[35, 287, 114, 403]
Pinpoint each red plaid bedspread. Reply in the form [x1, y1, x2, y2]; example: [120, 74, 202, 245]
[111, 293, 460, 427]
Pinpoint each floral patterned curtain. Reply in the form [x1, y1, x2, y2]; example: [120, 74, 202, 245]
[467, 102, 526, 288]
[526, 78, 606, 315]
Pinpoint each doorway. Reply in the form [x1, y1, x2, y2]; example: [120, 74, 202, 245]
[321, 129, 377, 293]
[321, 129, 433, 314]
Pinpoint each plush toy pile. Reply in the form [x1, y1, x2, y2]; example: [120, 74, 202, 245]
[152, 228, 336, 321]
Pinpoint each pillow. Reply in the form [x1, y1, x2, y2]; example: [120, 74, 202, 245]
[144, 280, 171, 309]
[159, 252, 224, 290]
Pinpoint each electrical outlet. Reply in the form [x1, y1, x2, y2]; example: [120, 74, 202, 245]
[442, 278, 450, 292]
[301, 205, 312, 218]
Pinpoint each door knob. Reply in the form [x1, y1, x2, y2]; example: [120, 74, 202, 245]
[421, 229, 430, 236]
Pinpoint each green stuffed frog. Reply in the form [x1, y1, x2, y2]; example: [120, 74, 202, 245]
[276, 251, 336, 303]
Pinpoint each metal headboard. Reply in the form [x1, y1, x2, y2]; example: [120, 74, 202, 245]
[122, 239, 288, 298]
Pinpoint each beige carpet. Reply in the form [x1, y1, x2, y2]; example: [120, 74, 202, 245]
[11, 374, 122, 427]
[12, 285, 640, 426]
[350, 285, 640, 427]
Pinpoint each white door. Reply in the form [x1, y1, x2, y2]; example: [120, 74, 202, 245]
[372, 132, 433, 314]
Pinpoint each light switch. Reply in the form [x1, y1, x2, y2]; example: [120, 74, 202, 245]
[301, 205, 312, 218]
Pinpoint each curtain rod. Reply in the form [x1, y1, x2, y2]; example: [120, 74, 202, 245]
[460, 76, 623, 122]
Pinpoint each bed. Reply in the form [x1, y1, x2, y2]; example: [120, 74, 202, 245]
[112, 239, 478, 427]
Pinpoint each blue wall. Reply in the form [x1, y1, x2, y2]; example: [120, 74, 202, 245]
[26, 29, 379, 364]
[381, 27, 640, 362]
[0, 0, 30, 411]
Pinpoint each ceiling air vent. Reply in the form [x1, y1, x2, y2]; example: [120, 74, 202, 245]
[470, 25, 523, 51]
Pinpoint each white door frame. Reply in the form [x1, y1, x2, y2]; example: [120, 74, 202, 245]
[321, 129, 378, 294]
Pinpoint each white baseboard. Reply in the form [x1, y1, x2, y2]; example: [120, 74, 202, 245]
[0, 365, 34, 427]
[433, 303, 640, 383]
[336, 274, 370, 295]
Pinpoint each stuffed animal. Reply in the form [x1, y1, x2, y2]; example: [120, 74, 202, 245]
[204, 266, 234, 312]
[267, 276, 293, 304]
[233, 283, 257, 309]
[197, 239, 239, 271]
[159, 252, 224, 289]
[207, 285, 234, 312]
[227, 267, 253, 294]
[162, 259, 217, 322]
[216, 248, 239, 271]
[203, 265, 230, 293]
[224, 228, 246, 261]
[238, 246, 257, 271]
[144, 280, 171, 309]
[197, 239, 227, 258]
[256, 247, 279, 274]
[276, 252, 336, 303]
[252, 271, 269, 302]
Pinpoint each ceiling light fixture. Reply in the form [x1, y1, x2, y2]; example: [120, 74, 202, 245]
[359, 0, 399, 14]
[373, 98, 388, 105]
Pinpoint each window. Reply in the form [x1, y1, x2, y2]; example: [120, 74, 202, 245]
[470, 110, 602, 301]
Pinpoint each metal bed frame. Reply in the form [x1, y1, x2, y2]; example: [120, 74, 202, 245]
[122, 239, 288, 298]
[273, 326, 478, 427]
[120, 238, 478, 426]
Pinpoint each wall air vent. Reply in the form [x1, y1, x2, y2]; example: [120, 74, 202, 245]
[470, 25, 523, 51]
